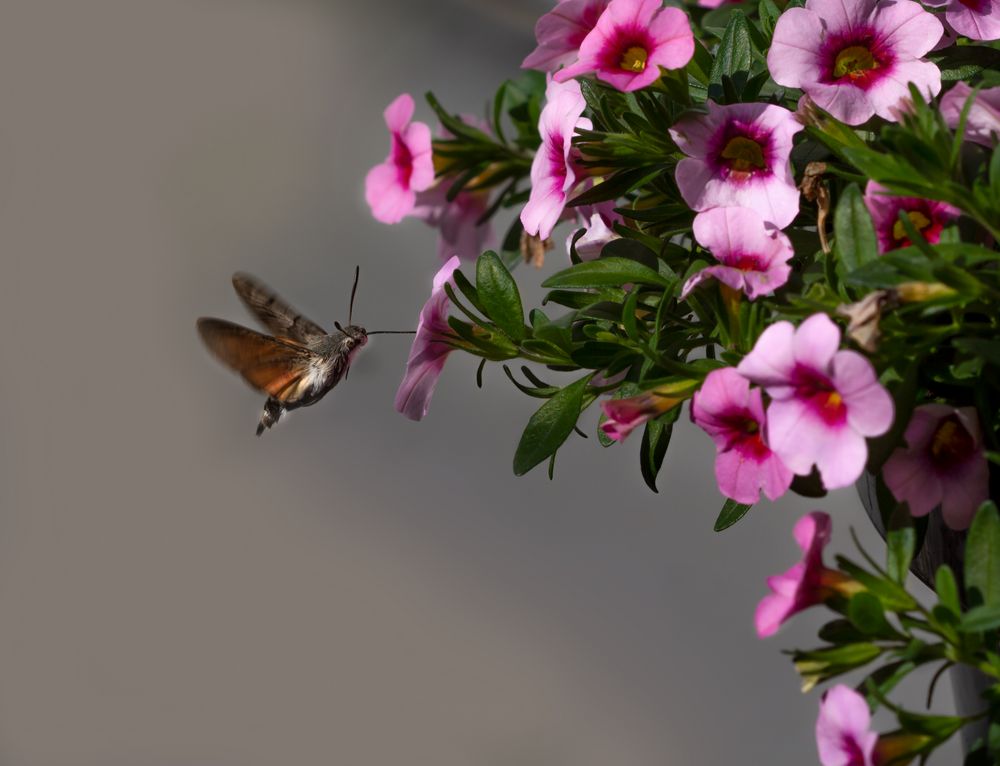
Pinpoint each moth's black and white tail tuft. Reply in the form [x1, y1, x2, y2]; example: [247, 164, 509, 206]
[256, 398, 285, 437]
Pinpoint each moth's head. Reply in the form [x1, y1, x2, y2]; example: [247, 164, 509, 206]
[341, 324, 368, 347]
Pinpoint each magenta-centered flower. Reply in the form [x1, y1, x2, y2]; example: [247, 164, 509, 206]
[756, 512, 856, 637]
[523, 0, 611, 72]
[566, 201, 621, 260]
[768, 0, 943, 126]
[553, 0, 694, 92]
[883, 405, 988, 530]
[601, 383, 688, 441]
[365, 94, 435, 224]
[395, 256, 460, 421]
[670, 102, 804, 229]
[925, 0, 1000, 41]
[681, 207, 794, 300]
[521, 78, 592, 241]
[816, 685, 878, 766]
[691, 368, 793, 504]
[863, 181, 960, 253]
[737, 313, 894, 490]
[414, 184, 495, 263]
[941, 82, 1000, 147]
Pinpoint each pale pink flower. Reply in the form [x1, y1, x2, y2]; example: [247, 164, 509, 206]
[697, 0, 739, 7]
[925, 0, 1000, 41]
[601, 383, 686, 441]
[756, 512, 853, 637]
[681, 207, 794, 300]
[553, 0, 694, 92]
[940, 82, 1000, 147]
[883, 405, 988, 530]
[565, 201, 621, 260]
[691, 368, 794, 504]
[737, 313, 894, 490]
[863, 181, 960, 253]
[670, 102, 803, 229]
[523, 0, 612, 73]
[816, 685, 878, 766]
[521, 78, 592, 241]
[365, 94, 435, 224]
[395, 256, 460, 421]
[413, 184, 495, 263]
[768, 0, 943, 126]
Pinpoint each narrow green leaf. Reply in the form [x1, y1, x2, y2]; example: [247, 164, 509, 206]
[639, 414, 675, 493]
[886, 504, 916, 585]
[848, 592, 897, 638]
[966, 501, 1000, 608]
[959, 605, 1000, 633]
[710, 11, 752, 87]
[542, 257, 672, 289]
[834, 182, 878, 272]
[714, 500, 752, 532]
[513, 375, 592, 476]
[476, 251, 525, 341]
[935, 565, 961, 616]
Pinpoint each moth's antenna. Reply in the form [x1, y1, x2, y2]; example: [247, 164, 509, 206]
[368, 330, 417, 335]
[348, 265, 360, 325]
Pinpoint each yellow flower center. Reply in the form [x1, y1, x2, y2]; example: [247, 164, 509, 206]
[833, 45, 878, 79]
[892, 211, 932, 243]
[721, 136, 766, 173]
[620, 46, 648, 73]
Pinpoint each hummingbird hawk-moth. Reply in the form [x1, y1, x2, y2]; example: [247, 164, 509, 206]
[197, 268, 410, 436]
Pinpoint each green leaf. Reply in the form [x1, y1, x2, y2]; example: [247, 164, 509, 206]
[930, 46, 1000, 82]
[476, 251, 525, 341]
[834, 182, 878, 272]
[886, 504, 916, 585]
[848, 592, 898, 638]
[639, 411, 677, 493]
[542, 257, 672, 289]
[935, 565, 961, 616]
[966, 501, 1000, 608]
[757, 0, 781, 39]
[959, 605, 1000, 633]
[709, 10, 752, 87]
[513, 375, 593, 476]
[714, 500, 752, 532]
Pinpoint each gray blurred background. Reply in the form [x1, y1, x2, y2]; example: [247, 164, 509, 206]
[0, 1, 959, 763]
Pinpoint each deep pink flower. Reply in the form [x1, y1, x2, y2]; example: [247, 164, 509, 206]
[816, 685, 878, 766]
[691, 368, 794, 504]
[395, 256, 460, 421]
[756, 512, 855, 637]
[521, 78, 592, 241]
[681, 207, 794, 300]
[697, 0, 739, 7]
[883, 405, 988, 530]
[768, 0, 943, 126]
[523, 0, 612, 73]
[941, 82, 1000, 147]
[565, 201, 621, 260]
[737, 313, 894, 490]
[925, 0, 1000, 41]
[600, 383, 688, 441]
[670, 102, 803, 229]
[413, 184, 495, 263]
[553, 0, 694, 92]
[365, 94, 435, 224]
[863, 181, 960, 253]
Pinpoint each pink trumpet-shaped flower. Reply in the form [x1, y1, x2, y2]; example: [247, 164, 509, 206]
[523, 0, 612, 73]
[670, 101, 803, 229]
[940, 82, 1000, 147]
[816, 685, 878, 766]
[768, 0, 943, 126]
[756, 512, 858, 637]
[413, 184, 495, 263]
[691, 368, 794, 504]
[565, 201, 621, 260]
[553, 0, 694, 92]
[883, 405, 989, 530]
[365, 94, 435, 224]
[395, 256, 461, 421]
[521, 78, 592, 241]
[863, 181, 959, 253]
[600, 382, 689, 441]
[924, 0, 1000, 42]
[737, 313, 894, 490]
[681, 207, 794, 300]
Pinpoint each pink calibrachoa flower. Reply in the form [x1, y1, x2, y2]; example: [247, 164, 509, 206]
[523, 0, 611, 73]
[768, 0, 943, 126]
[883, 404, 989, 530]
[413, 184, 495, 263]
[737, 313, 894, 490]
[691, 368, 794, 504]
[815, 685, 878, 766]
[553, 0, 695, 92]
[863, 181, 960, 254]
[395, 256, 461, 421]
[681, 207, 794, 300]
[697, 0, 740, 7]
[365, 94, 435, 224]
[521, 78, 592, 241]
[670, 102, 804, 229]
[566, 201, 621, 260]
[941, 82, 1000, 147]
[600, 381, 692, 441]
[756, 512, 861, 637]
[924, 0, 1000, 42]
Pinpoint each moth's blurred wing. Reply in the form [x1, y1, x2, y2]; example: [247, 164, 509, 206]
[231, 272, 328, 343]
[197, 318, 314, 402]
